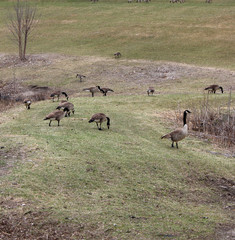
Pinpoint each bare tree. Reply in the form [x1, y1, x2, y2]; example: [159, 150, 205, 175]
[7, 0, 38, 61]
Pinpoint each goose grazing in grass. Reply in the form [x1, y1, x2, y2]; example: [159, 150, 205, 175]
[82, 87, 99, 97]
[97, 86, 114, 96]
[147, 87, 155, 96]
[23, 99, 31, 109]
[43, 107, 69, 126]
[114, 52, 121, 58]
[76, 74, 86, 82]
[50, 91, 69, 102]
[204, 85, 223, 94]
[89, 113, 110, 130]
[56, 101, 75, 117]
[161, 110, 191, 149]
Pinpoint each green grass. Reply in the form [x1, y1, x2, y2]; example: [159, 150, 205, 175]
[0, 0, 234, 238]
[0, 95, 234, 239]
[0, 0, 235, 69]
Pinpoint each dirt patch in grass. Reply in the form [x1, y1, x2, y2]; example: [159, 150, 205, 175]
[183, 164, 235, 203]
[0, 212, 82, 240]
[202, 175, 235, 203]
[77, 57, 235, 95]
[1, 54, 234, 95]
[0, 145, 29, 176]
[115, 61, 235, 86]
[0, 200, 114, 240]
[184, 173, 235, 239]
[0, 54, 54, 69]
[215, 225, 235, 240]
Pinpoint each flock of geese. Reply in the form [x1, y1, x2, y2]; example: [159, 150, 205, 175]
[23, 83, 224, 149]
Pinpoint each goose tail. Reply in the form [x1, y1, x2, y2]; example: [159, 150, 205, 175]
[106, 117, 110, 129]
[61, 92, 69, 100]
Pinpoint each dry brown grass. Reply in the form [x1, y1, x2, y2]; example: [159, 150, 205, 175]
[175, 90, 235, 149]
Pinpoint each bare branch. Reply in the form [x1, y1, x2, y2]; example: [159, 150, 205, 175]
[7, 0, 39, 61]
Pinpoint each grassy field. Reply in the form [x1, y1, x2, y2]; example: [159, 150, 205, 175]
[0, 95, 234, 239]
[0, 0, 235, 239]
[0, 0, 235, 69]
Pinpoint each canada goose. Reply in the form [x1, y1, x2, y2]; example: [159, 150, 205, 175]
[76, 74, 86, 82]
[147, 87, 155, 96]
[89, 113, 110, 130]
[56, 101, 75, 117]
[23, 99, 31, 110]
[82, 87, 100, 97]
[161, 110, 191, 148]
[97, 86, 114, 96]
[204, 85, 223, 94]
[50, 91, 69, 102]
[43, 108, 69, 126]
[114, 52, 121, 58]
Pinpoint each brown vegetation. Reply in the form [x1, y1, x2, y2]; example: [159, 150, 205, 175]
[0, 210, 113, 240]
[176, 90, 235, 149]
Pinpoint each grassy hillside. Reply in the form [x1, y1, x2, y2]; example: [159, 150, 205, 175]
[0, 0, 235, 69]
[0, 95, 234, 239]
[0, 0, 234, 239]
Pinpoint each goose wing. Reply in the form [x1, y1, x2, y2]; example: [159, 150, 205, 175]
[45, 110, 64, 120]
[169, 128, 187, 141]
[91, 113, 106, 120]
[162, 128, 184, 140]
[83, 87, 99, 92]
[59, 102, 74, 109]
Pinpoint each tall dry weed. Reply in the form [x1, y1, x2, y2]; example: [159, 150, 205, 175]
[175, 90, 235, 148]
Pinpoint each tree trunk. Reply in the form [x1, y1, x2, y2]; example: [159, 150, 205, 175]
[7, 0, 37, 61]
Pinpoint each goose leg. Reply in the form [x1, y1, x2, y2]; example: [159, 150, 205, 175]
[58, 120, 60, 126]
[171, 142, 174, 148]
[176, 142, 179, 149]
[99, 123, 102, 130]
[96, 122, 99, 129]
[49, 120, 52, 126]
